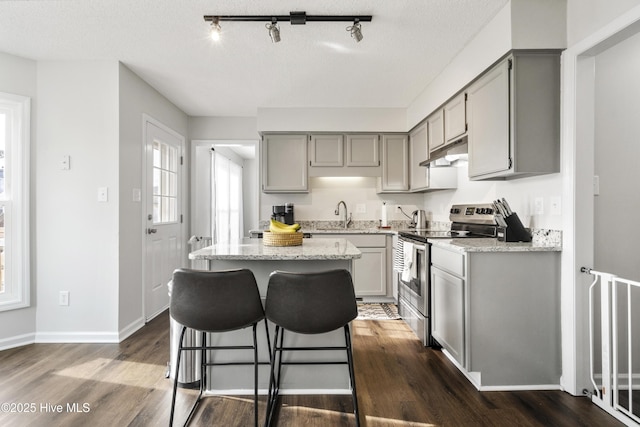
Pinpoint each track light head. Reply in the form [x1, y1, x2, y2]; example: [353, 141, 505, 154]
[266, 20, 281, 43]
[347, 19, 363, 42]
[210, 17, 222, 41]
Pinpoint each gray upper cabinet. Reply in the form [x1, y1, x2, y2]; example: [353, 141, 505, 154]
[409, 123, 429, 191]
[427, 109, 445, 153]
[444, 92, 467, 143]
[467, 51, 561, 180]
[379, 134, 409, 192]
[346, 134, 380, 167]
[309, 134, 344, 166]
[262, 134, 308, 193]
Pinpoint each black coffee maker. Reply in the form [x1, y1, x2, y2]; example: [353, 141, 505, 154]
[272, 203, 294, 225]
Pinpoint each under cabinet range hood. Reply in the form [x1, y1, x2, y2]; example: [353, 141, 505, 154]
[419, 136, 468, 166]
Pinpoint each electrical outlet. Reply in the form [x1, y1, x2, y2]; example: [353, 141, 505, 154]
[356, 204, 366, 213]
[59, 291, 70, 306]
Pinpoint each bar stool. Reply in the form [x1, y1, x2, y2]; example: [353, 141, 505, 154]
[169, 268, 269, 427]
[264, 269, 360, 427]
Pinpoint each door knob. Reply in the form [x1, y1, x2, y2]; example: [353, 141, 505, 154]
[147, 228, 158, 234]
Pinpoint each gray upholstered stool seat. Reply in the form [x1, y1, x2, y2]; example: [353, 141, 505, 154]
[264, 269, 360, 427]
[169, 268, 269, 427]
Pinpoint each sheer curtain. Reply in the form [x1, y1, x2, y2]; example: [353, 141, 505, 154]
[212, 150, 243, 244]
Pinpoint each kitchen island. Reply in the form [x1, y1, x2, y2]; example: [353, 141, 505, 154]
[180, 237, 362, 394]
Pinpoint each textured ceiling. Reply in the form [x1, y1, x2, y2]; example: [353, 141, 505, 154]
[0, 0, 508, 117]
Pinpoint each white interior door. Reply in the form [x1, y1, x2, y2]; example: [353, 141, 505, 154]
[144, 118, 183, 321]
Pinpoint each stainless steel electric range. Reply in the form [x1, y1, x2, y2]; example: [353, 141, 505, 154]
[396, 203, 498, 346]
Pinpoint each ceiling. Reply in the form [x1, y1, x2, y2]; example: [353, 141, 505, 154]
[0, 0, 509, 118]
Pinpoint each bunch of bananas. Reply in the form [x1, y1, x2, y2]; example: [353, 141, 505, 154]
[269, 219, 301, 233]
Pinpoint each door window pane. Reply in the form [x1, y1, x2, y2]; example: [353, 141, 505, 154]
[152, 140, 178, 224]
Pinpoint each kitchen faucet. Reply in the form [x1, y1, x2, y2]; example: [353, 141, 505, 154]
[335, 200, 352, 229]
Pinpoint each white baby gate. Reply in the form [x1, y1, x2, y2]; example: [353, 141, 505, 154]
[583, 267, 640, 426]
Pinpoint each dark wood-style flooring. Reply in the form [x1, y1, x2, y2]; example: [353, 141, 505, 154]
[0, 310, 623, 426]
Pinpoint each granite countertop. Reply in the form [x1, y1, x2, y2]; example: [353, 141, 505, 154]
[189, 237, 362, 261]
[428, 237, 562, 253]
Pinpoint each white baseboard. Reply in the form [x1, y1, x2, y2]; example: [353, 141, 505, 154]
[0, 332, 35, 351]
[119, 317, 145, 342]
[35, 331, 119, 343]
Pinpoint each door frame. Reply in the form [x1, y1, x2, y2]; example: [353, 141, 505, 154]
[561, 5, 640, 396]
[141, 114, 186, 321]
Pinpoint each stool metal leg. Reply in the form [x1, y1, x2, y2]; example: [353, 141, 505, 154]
[265, 325, 284, 427]
[344, 324, 360, 427]
[169, 326, 187, 426]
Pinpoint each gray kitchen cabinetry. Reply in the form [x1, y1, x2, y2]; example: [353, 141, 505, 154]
[346, 134, 380, 167]
[378, 134, 409, 192]
[444, 92, 467, 143]
[431, 248, 465, 366]
[467, 51, 561, 180]
[262, 134, 308, 193]
[409, 123, 429, 191]
[430, 244, 561, 389]
[427, 109, 445, 153]
[313, 233, 391, 298]
[309, 134, 344, 166]
[308, 133, 381, 177]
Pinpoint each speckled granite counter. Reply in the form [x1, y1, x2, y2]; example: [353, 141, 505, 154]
[189, 237, 361, 261]
[428, 237, 561, 253]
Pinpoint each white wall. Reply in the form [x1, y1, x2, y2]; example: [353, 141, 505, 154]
[118, 63, 188, 335]
[0, 52, 37, 347]
[35, 61, 120, 340]
[424, 163, 563, 230]
[257, 108, 406, 133]
[567, 0, 640, 45]
[261, 177, 424, 224]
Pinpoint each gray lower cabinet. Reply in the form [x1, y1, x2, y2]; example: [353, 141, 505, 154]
[313, 233, 390, 298]
[431, 266, 465, 365]
[262, 134, 308, 193]
[430, 244, 561, 389]
[467, 51, 561, 180]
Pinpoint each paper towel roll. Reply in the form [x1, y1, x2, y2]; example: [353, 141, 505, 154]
[381, 202, 388, 227]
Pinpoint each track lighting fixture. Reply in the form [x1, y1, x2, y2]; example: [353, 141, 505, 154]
[346, 19, 363, 42]
[209, 17, 221, 41]
[204, 11, 372, 43]
[266, 19, 281, 43]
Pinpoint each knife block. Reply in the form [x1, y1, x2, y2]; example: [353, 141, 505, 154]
[497, 213, 532, 242]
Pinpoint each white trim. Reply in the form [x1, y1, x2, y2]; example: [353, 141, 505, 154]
[118, 316, 146, 342]
[0, 332, 35, 351]
[560, 4, 640, 397]
[34, 331, 119, 343]
[0, 92, 30, 312]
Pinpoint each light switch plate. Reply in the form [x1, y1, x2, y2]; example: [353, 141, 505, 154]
[98, 187, 108, 202]
[61, 155, 70, 170]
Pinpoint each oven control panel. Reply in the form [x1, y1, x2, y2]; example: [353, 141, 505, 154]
[449, 204, 496, 224]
